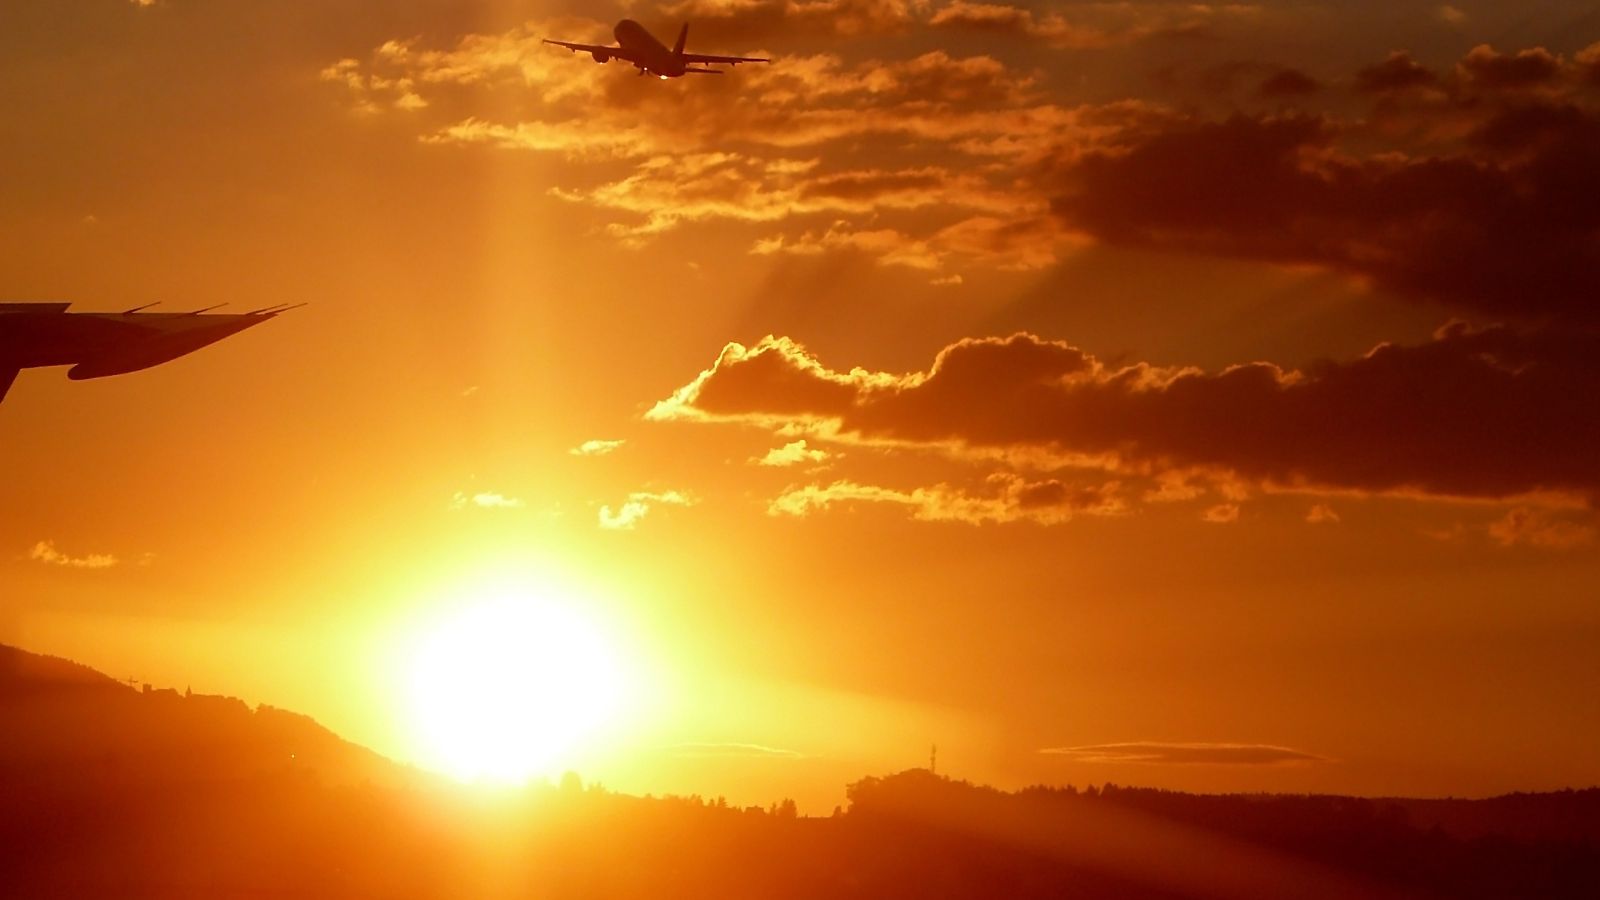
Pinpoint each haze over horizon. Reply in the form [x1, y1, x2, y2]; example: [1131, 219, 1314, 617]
[4, 0, 1600, 818]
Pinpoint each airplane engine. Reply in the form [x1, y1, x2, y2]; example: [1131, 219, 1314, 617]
[593, 51, 610, 63]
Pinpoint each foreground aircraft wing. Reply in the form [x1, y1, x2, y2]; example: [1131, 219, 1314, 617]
[681, 52, 769, 65]
[542, 39, 641, 64]
[0, 366, 16, 404]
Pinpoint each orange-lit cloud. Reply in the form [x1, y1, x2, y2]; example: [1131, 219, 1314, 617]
[571, 438, 627, 457]
[1488, 507, 1596, 550]
[753, 439, 831, 467]
[28, 541, 119, 570]
[550, 155, 1024, 244]
[661, 0, 919, 39]
[654, 326, 1600, 506]
[1042, 742, 1327, 766]
[769, 474, 1124, 524]
[1305, 504, 1340, 525]
[322, 23, 1157, 270]
[927, 1, 1261, 48]
[599, 490, 696, 530]
[450, 491, 525, 510]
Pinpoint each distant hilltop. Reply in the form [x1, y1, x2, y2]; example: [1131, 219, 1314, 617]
[4, 643, 1599, 900]
[0, 643, 409, 790]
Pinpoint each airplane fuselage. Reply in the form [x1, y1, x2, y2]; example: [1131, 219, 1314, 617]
[613, 19, 686, 77]
[544, 19, 767, 78]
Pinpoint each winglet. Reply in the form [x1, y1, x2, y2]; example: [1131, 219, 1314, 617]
[0, 366, 17, 405]
[673, 22, 689, 56]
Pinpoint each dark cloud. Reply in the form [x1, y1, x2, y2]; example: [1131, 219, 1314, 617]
[654, 326, 1600, 503]
[1050, 99, 1600, 323]
[1581, 42, 1600, 85]
[1457, 45, 1564, 92]
[1258, 67, 1319, 98]
[1354, 51, 1438, 93]
[1041, 742, 1327, 766]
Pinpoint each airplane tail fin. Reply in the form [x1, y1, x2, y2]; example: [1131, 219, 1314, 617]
[673, 23, 689, 55]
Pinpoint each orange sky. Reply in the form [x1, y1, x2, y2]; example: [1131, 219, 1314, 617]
[3, 0, 1600, 812]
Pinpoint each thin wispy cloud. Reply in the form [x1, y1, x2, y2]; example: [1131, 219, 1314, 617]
[769, 475, 1124, 525]
[450, 491, 525, 510]
[1042, 742, 1328, 766]
[666, 742, 804, 759]
[571, 438, 627, 457]
[1488, 507, 1595, 550]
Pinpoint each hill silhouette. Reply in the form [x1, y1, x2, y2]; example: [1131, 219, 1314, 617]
[3, 643, 1598, 899]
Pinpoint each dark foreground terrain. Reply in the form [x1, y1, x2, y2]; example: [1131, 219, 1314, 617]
[4, 643, 1598, 900]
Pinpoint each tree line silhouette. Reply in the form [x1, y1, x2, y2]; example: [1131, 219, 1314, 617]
[4, 643, 1597, 899]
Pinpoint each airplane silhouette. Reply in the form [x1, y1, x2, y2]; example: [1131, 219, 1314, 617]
[544, 20, 769, 78]
[0, 302, 297, 403]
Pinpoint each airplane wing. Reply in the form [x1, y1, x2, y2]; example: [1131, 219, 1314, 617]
[0, 366, 16, 404]
[542, 39, 642, 64]
[680, 53, 770, 66]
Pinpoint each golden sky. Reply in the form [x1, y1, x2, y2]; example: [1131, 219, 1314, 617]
[3, 0, 1600, 811]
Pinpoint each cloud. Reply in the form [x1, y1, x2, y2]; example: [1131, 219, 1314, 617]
[1354, 51, 1439, 94]
[28, 541, 117, 570]
[1456, 44, 1564, 93]
[324, 23, 1149, 269]
[450, 491, 525, 510]
[1488, 507, 1595, 550]
[1257, 67, 1319, 98]
[1041, 742, 1327, 766]
[752, 214, 1077, 271]
[653, 326, 1600, 505]
[334, 24, 1600, 286]
[927, 1, 1125, 49]
[754, 439, 831, 467]
[571, 438, 626, 457]
[1050, 86, 1600, 323]
[665, 742, 804, 759]
[927, 2, 1262, 48]
[1305, 504, 1340, 525]
[599, 490, 696, 530]
[660, 0, 919, 39]
[1202, 503, 1240, 524]
[1580, 42, 1600, 85]
[768, 474, 1124, 525]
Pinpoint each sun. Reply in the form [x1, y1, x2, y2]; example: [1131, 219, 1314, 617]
[403, 579, 632, 783]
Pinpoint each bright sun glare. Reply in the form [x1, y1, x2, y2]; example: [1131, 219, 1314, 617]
[405, 580, 631, 783]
